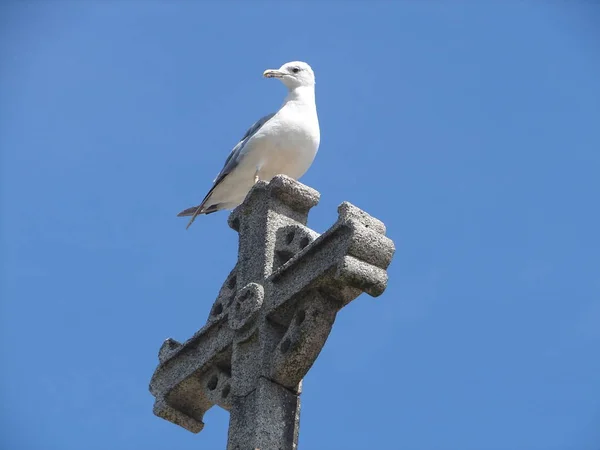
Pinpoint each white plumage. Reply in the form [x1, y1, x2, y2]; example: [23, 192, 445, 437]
[178, 61, 320, 229]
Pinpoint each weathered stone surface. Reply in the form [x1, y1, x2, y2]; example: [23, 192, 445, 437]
[227, 377, 300, 450]
[149, 175, 395, 449]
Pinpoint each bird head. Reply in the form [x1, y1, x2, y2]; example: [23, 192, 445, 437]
[263, 61, 315, 89]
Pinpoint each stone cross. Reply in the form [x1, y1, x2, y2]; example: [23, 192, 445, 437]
[149, 175, 395, 449]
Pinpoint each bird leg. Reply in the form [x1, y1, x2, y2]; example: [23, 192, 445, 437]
[254, 168, 260, 184]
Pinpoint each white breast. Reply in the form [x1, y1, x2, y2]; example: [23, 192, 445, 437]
[252, 104, 320, 180]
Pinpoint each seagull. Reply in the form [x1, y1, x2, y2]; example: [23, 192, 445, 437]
[178, 61, 320, 229]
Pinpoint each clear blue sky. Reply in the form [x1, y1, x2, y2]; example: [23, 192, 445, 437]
[1, 2, 599, 449]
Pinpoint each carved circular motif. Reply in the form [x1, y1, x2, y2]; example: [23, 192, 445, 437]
[228, 283, 264, 331]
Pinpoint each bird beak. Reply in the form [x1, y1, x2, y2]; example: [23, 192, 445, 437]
[263, 69, 286, 79]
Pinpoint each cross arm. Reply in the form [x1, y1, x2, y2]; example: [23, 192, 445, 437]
[149, 314, 234, 433]
[265, 201, 395, 390]
[268, 201, 395, 314]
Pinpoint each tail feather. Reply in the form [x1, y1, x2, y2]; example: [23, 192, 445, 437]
[177, 206, 199, 217]
[185, 207, 202, 230]
[177, 204, 221, 229]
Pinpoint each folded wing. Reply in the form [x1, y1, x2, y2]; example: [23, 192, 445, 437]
[178, 112, 277, 229]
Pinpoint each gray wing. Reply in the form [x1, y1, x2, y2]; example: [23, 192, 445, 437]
[177, 112, 276, 228]
[211, 112, 276, 187]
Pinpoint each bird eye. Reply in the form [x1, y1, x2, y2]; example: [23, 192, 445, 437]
[291, 67, 301, 74]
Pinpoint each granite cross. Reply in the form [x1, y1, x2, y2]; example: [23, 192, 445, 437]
[149, 175, 395, 450]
